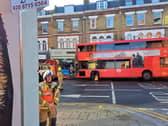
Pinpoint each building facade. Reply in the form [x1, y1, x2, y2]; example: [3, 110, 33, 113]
[37, 0, 168, 62]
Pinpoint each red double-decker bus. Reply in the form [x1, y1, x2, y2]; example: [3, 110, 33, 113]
[76, 38, 168, 80]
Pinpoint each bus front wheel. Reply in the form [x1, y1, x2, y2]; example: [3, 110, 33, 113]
[142, 71, 152, 81]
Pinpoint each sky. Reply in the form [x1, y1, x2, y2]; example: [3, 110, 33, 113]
[45, 0, 97, 10]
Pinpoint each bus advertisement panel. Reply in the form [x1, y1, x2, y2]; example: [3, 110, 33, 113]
[76, 38, 168, 80]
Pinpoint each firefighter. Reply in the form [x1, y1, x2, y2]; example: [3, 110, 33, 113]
[39, 70, 60, 126]
[56, 60, 64, 90]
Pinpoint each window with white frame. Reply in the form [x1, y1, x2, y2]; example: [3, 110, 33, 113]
[125, 0, 133, 6]
[72, 18, 79, 31]
[38, 41, 41, 51]
[137, 11, 147, 25]
[42, 40, 47, 51]
[58, 39, 63, 48]
[97, 0, 107, 10]
[153, 9, 163, 24]
[72, 38, 77, 48]
[90, 33, 113, 43]
[41, 22, 48, 34]
[57, 20, 64, 32]
[89, 16, 97, 29]
[57, 36, 79, 49]
[126, 15, 134, 26]
[38, 38, 48, 52]
[106, 14, 115, 28]
[125, 12, 134, 26]
[152, 0, 159, 3]
[92, 36, 97, 42]
[99, 36, 104, 42]
[63, 41, 66, 48]
[67, 39, 70, 48]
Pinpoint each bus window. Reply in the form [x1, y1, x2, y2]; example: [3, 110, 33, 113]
[105, 60, 115, 69]
[160, 57, 168, 67]
[115, 60, 130, 69]
[162, 40, 168, 47]
[130, 41, 146, 49]
[97, 60, 115, 69]
[78, 46, 85, 52]
[92, 45, 96, 51]
[97, 60, 105, 69]
[88, 61, 96, 69]
[79, 61, 88, 69]
[87, 45, 93, 52]
[146, 40, 163, 48]
[114, 43, 130, 50]
[96, 43, 114, 51]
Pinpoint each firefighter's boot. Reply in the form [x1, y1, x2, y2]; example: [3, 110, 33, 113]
[40, 121, 47, 126]
[51, 118, 57, 126]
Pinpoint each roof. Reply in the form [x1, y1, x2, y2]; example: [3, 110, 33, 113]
[42, 0, 168, 15]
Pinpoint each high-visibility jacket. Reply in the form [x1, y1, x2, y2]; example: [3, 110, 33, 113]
[39, 82, 60, 109]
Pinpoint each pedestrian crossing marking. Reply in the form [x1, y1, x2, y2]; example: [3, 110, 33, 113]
[149, 91, 168, 104]
[138, 83, 168, 89]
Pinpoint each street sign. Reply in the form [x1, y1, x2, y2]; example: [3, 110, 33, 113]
[11, 0, 49, 12]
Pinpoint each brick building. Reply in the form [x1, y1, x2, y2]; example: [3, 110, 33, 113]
[37, 0, 168, 62]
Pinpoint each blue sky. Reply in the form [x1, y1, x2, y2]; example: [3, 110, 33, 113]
[45, 0, 97, 10]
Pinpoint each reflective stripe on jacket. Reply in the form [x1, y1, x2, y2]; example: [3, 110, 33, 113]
[58, 66, 62, 72]
[39, 82, 60, 109]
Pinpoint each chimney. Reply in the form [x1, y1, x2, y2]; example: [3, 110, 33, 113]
[84, 0, 89, 5]
[84, 0, 89, 10]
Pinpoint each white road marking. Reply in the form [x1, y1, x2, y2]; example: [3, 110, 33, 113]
[80, 95, 109, 98]
[149, 92, 168, 104]
[149, 92, 168, 95]
[61, 94, 80, 98]
[116, 89, 142, 91]
[74, 84, 109, 87]
[84, 89, 111, 91]
[61, 94, 109, 98]
[111, 82, 116, 104]
[160, 102, 168, 104]
[84, 89, 142, 92]
[138, 83, 168, 89]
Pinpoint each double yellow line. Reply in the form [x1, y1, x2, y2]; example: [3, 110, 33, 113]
[113, 104, 168, 122]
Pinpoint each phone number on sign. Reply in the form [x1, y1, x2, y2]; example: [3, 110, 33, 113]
[12, 1, 48, 11]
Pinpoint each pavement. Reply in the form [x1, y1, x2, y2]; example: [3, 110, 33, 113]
[57, 103, 168, 126]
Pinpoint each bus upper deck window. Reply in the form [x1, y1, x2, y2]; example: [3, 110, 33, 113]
[87, 45, 93, 52]
[78, 46, 83, 52]
[78, 46, 87, 52]
[147, 40, 162, 48]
